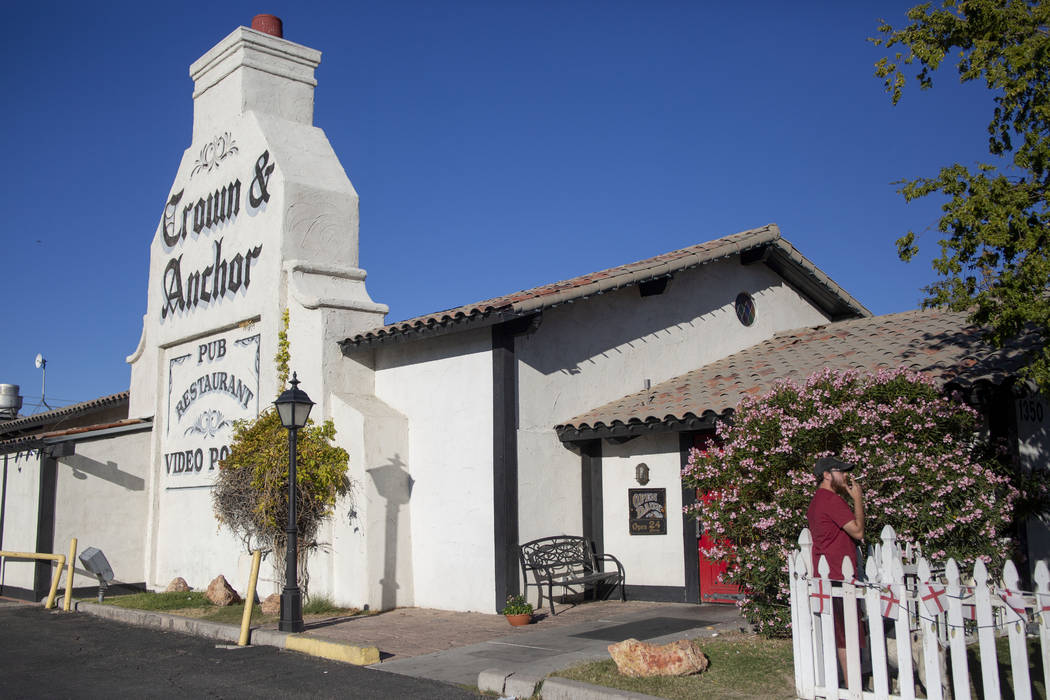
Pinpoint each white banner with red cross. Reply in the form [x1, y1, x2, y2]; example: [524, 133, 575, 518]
[920, 583, 948, 616]
[879, 583, 901, 620]
[810, 579, 833, 615]
[996, 588, 1028, 621]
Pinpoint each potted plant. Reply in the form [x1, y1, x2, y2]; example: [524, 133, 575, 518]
[501, 594, 533, 626]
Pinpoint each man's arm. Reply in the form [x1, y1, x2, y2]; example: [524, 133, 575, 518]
[841, 480, 864, 541]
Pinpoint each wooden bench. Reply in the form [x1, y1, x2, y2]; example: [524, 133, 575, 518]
[518, 535, 625, 615]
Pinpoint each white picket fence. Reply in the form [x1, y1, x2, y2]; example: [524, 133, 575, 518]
[788, 525, 1050, 700]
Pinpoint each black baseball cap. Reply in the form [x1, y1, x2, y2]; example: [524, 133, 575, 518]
[813, 455, 855, 476]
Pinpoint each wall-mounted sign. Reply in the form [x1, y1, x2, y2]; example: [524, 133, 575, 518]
[163, 327, 261, 488]
[629, 488, 666, 535]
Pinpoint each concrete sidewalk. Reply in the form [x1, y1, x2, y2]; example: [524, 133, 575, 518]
[366, 601, 744, 697]
[76, 598, 747, 698]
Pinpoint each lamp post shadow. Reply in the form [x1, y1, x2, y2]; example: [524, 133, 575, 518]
[367, 455, 413, 611]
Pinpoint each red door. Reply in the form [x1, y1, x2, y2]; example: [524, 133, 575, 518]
[693, 434, 742, 604]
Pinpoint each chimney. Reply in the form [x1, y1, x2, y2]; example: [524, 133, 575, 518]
[189, 16, 321, 142]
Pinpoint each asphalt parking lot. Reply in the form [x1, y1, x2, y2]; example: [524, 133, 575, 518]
[0, 602, 475, 699]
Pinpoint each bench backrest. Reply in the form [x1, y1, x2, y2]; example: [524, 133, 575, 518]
[519, 536, 597, 577]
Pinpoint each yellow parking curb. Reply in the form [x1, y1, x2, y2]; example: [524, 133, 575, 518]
[284, 635, 380, 665]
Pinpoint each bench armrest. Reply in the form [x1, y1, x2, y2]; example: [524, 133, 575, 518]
[595, 553, 624, 579]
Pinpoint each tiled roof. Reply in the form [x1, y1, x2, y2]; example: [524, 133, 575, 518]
[0, 417, 151, 456]
[341, 224, 870, 350]
[556, 309, 1037, 439]
[0, 391, 129, 437]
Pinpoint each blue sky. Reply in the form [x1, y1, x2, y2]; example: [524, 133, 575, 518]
[0, 1, 992, 411]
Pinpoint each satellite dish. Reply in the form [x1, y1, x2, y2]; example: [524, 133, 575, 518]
[35, 354, 50, 410]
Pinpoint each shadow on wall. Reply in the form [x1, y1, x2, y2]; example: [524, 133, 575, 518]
[61, 455, 145, 491]
[367, 455, 413, 611]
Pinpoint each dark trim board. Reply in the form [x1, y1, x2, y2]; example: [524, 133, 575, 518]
[0, 582, 147, 603]
[33, 455, 58, 600]
[0, 584, 36, 602]
[492, 321, 521, 612]
[580, 440, 603, 557]
[557, 414, 722, 442]
[680, 433, 700, 604]
[624, 584, 689, 603]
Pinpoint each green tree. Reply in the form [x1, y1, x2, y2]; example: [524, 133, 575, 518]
[872, 0, 1050, 392]
[212, 310, 353, 595]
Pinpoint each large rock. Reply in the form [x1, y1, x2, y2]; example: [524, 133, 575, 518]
[260, 593, 281, 615]
[205, 575, 241, 606]
[165, 577, 190, 593]
[607, 638, 709, 677]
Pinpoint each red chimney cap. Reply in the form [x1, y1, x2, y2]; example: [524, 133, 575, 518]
[251, 14, 283, 38]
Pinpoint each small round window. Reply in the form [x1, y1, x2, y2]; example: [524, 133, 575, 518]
[735, 292, 755, 326]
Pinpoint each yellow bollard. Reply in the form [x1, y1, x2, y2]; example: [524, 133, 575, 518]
[238, 550, 263, 646]
[64, 538, 77, 611]
[0, 550, 66, 609]
[45, 555, 65, 609]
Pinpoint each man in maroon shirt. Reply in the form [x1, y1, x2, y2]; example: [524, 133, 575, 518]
[807, 455, 865, 685]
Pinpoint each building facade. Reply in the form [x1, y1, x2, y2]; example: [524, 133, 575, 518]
[1, 20, 1045, 611]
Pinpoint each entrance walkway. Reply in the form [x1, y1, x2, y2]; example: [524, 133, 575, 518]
[274, 600, 746, 686]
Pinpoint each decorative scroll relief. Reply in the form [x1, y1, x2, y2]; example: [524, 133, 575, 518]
[191, 132, 239, 178]
[163, 329, 261, 488]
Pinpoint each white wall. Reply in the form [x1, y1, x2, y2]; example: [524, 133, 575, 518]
[1, 451, 43, 593]
[513, 257, 832, 559]
[601, 434, 685, 588]
[375, 328, 495, 612]
[516, 258, 831, 429]
[317, 389, 411, 611]
[53, 430, 152, 589]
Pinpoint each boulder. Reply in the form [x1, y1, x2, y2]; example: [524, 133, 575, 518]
[205, 575, 241, 606]
[260, 593, 281, 615]
[607, 638, 709, 677]
[165, 577, 190, 593]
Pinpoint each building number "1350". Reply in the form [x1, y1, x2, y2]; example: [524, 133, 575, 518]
[1018, 399, 1045, 424]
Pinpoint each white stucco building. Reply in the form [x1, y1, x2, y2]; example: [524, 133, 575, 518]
[1, 18, 1045, 612]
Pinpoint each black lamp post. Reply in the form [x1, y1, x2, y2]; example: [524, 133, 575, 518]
[274, 372, 314, 633]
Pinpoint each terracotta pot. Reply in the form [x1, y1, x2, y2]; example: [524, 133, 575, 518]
[505, 613, 532, 626]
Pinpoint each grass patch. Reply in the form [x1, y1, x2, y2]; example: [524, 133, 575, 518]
[102, 591, 211, 611]
[97, 590, 359, 625]
[960, 635, 1047, 700]
[551, 632, 796, 700]
[303, 595, 342, 615]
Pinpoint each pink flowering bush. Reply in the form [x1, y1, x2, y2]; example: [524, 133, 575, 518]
[682, 367, 1036, 637]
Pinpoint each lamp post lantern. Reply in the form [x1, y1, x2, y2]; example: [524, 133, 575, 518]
[274, 371, 314, 633]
